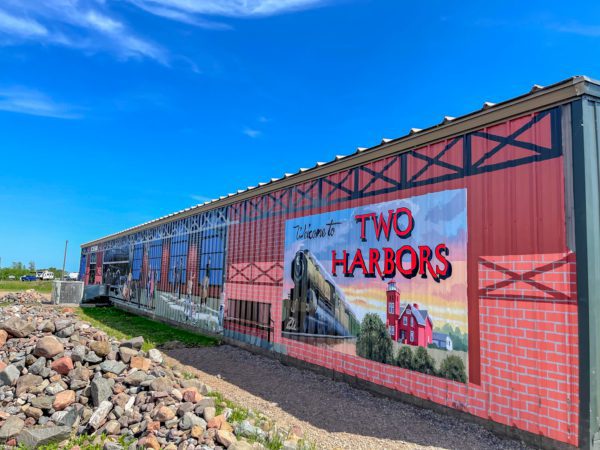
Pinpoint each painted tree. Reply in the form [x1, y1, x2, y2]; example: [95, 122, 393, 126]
[412, 346, 436, 375]
[395, 346, 413, 369]
[439, 354, 467, 383]
[356, 313, 393, 364]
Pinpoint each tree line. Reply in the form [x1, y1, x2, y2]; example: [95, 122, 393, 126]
[356, 313, 467, 383]
[0, 261, 64, 280]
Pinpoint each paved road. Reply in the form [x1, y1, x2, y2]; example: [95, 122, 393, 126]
[167, 345, 533, 450]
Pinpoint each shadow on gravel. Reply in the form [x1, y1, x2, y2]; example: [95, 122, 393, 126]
[167, 345, 531, 450]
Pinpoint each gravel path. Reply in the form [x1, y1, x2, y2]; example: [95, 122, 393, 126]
[167, 345, 533, 450]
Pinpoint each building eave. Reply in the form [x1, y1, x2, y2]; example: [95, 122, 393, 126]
[82, 76, 600, 248]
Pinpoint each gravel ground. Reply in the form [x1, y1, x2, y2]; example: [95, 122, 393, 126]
[167, 345, 534, 450]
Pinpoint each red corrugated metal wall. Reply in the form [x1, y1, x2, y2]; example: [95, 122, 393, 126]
[224, 106, 579, 446]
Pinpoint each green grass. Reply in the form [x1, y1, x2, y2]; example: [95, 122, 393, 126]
[76, 306, 219, 351]
[7, 432, 133, 450]
[0, 280, 53, 293]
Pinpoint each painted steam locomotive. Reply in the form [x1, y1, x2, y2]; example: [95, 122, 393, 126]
[283, 249, 360, 338]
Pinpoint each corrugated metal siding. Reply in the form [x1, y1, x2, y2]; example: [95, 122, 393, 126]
[79, 104, 579, 447]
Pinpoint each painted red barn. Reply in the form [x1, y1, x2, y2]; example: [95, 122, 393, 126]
[385, 281, 433, 347]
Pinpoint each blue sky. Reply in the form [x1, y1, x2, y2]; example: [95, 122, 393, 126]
[1, 0, 599, 271]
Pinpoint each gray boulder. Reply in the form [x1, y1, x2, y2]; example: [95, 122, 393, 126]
[0, 416, 25, 442]
[91, 377, 113, 406]
[28, 356, 47, 375]
[120, 336, 144, 350]
[0, 364, 20, 387]
[100, 360, 126, 375]
[180, 412, 206, 431]
[1, 318, 35, 338]
[17, 425, 71, 448]
[88, 400, 113, 430]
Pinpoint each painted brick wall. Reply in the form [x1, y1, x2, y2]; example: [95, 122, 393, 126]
[222, 106, 579, 447]
[478, 252, 578, 443]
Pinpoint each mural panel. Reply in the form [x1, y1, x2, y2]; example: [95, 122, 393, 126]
[282, 189, 469, 381]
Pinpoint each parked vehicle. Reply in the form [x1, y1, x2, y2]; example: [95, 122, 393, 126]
[67, 272, 79, 281]
[7, 275, 15, 280]
[36, 270, 55, 280]
[20, 274, 37, 282]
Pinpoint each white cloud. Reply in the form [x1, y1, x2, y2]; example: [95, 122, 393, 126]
[83, 10, 123, 33]
[0, 2, 167, 63]
[0, 9, 48, 38]
[0, 87, 80, 119]
[127, 0, 232, 29]
[190, 194, 212, 203]
[551, 22, 600, 37]
[243, 127, 261, 138]
[0, 0, 329, 63]
[125, 0, 329, 25]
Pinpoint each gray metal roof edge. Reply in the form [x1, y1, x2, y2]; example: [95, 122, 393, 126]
[82, 75, 598, 248]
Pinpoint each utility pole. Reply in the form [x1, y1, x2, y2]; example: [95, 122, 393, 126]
[61, 240, 68, 281]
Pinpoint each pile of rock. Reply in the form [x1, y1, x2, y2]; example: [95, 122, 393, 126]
[0, 304, 280, 450]
[0, 290, 49, 304]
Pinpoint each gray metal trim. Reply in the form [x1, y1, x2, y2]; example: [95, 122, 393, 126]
[562, 104, 576, 252]
[571, 98, 590, 450]
[571, 95, 600, 450]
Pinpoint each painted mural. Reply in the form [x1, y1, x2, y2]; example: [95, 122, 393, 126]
[81, 106, 585, 445]
[98, 225, 228, 334]
[281, 189, 469, 381]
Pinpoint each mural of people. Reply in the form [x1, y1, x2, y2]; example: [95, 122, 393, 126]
[122, 271, 133, 301]
[147, 269, 156, 309]
[201, 256, 211, 307]
[184, 271, 195, 321]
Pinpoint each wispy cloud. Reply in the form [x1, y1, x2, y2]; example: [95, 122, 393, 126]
[190, 194, 212, 203]
[0, 1, 167, 63]
[127, 0, 232, 30]
[550, 21, 600, 37]
[126, 0, 329, 26]
[0, 9, 48, 38]
[242, 127, 261, 138]
[0, 0, 329, 64]
[0, 87, 80, 119]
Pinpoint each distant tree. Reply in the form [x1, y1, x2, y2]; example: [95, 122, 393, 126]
[356, 313, 393, 364]
[11, 262, 24, 271]
[440, 323, 468, 352]
[28, 261, 35, 271]
[395, 346, 413, 369]
[412, 346, 436, 375]
[438, 355, 467, 383]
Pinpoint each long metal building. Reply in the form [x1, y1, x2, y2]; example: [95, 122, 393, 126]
[81, 76, 600, 450]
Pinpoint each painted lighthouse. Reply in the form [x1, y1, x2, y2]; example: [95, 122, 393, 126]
[386, 281, 433, 347]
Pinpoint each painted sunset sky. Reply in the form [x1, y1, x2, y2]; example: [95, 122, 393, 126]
[282, 188, 468, 333]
